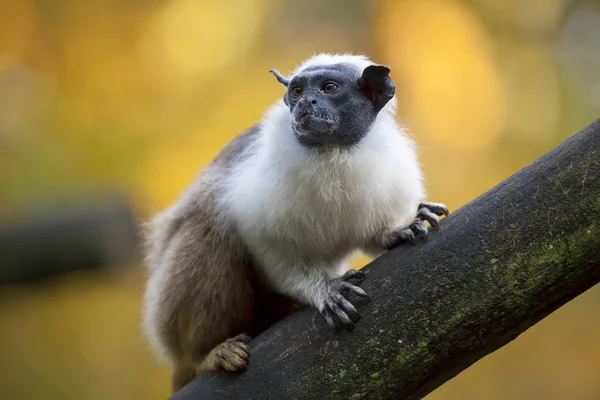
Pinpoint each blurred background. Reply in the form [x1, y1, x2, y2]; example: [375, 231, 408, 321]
[0, 0, 599, 399]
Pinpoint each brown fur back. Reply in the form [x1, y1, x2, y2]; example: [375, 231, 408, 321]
[142, 126, 295, 388]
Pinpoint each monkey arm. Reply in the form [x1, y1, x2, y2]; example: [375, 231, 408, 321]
[250, 250, 368, 328]
[363, 202, 450, 256]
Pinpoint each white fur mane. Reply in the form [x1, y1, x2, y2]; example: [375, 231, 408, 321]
[223, 53, 425, 307]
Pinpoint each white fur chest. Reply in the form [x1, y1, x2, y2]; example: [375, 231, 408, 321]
[225, 104, 425, 264]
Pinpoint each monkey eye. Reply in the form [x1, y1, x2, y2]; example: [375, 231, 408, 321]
[291, 86, 303, 96]
[322, 82, 338, 94]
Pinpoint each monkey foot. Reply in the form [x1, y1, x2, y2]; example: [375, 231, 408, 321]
[320, 270, 370, 330]
[211, 334, 251, 373]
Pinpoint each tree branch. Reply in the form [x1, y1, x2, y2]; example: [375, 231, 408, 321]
[171, 119, 600, 400]
[0, 194, 138, 285]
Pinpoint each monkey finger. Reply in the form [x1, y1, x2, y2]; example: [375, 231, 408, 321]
[417, 208, 441, 229]
[409, 219, 428, 240]
[342, 269, 366, 284]
[326, 299, 355, 328]
[336, 295, 359, 315]
[332, 307, 354, 327]
[328, 298, 351, 321]
[337, 296, 362, 323]
[340, 282, 369, 299]
[395, 228, 416, 245]
[419, 202, 449, 217]
[320, 308, 336, 328]
[321, 305, 345, 329]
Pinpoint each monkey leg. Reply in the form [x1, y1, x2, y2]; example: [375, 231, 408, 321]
[196, 333, 252, 374]
[172, 362, 197, 393]
[382, 202, 449, 248]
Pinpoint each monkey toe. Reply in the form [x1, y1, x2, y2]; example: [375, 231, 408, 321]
[219, 353, 248, 372]
[217, 340, 249, 372]
[232, 333, 252, 344]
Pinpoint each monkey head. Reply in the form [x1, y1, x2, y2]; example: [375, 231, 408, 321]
[270, 62, 396, 147]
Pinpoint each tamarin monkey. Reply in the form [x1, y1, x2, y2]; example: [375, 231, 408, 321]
[142, 53, 448, 392]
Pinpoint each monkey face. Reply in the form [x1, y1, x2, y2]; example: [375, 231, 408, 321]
[271, 63, 395, 147]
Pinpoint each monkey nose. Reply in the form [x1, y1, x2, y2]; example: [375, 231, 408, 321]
[301, 96, 317, 106]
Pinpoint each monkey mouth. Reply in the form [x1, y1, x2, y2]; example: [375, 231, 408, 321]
[294, 115, 336, 135]
[293, 111, 338, 136]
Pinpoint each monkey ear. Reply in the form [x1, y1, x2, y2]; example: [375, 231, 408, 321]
[358, 65, 395, 112]
[270, 69, 291, 106]
[269, 69, 290, 87]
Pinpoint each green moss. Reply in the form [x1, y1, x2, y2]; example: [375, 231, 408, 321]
[348, 215, 600, 399]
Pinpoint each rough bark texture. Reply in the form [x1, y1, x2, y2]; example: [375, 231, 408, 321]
[171, 120, 600, 400]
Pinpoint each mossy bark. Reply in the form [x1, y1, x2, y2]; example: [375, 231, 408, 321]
[171, 119, 600, 400]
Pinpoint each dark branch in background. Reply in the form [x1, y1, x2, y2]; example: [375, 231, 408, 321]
[172, 120, 600, 400]
[0, 194, 139, 285]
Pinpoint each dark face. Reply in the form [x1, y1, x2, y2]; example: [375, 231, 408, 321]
[271, 63, 396, 148]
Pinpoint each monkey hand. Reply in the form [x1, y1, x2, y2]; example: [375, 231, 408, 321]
[383, 202, 449, 248]
[319, 269, 369, 329]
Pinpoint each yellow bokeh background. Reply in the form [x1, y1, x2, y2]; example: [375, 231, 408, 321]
[1, 0, 599, 399]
